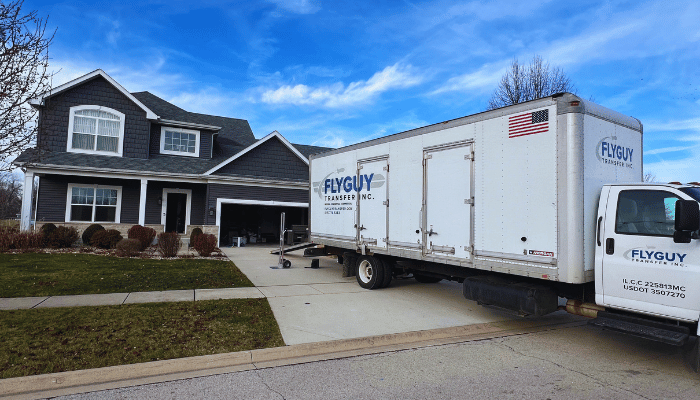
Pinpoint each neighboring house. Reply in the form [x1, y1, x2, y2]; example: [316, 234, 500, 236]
[14, 69, 329, 245]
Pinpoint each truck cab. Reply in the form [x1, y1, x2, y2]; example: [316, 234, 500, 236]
[596, 183, 700, 333]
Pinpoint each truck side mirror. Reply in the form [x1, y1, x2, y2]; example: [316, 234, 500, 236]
[674, 200, 700, 243]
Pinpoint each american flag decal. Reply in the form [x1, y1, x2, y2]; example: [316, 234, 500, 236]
[509, 109, 549, 138]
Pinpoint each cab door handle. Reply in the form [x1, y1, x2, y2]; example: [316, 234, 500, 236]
[605, 238, 614, 255]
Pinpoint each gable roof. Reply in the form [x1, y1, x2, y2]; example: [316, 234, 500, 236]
[29, 69, 159, 120]
[204, 131, 308, 175]
[131, 91, 257, 149]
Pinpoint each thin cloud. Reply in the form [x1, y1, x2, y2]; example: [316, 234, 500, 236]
[266, 0, 320, 14]
[261, 63, 424, 108]
[431, 64, 505, 94]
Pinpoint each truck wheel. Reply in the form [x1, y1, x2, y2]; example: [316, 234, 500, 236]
[356, 255, 384, 289]
[378, 258, 393, 288]
[342, 253, 356, 277]
[414, 273, 442, 283]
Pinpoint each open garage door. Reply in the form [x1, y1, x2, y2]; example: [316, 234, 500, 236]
[218, 201, 308, 246]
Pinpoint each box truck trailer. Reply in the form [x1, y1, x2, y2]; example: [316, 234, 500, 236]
[308, 93, 700, 368]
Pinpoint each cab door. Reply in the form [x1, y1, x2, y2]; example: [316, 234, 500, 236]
[599, 186, 700, 321]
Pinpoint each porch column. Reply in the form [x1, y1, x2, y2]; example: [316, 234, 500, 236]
[138, 178, 147, 226]
[20, 171, 34, 231]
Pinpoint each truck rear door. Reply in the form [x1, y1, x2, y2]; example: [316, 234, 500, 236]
[600, 186, 700, 321]
[422, 141, 474, 260]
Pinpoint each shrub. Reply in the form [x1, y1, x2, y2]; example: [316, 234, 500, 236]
[189, 227, 203, 247]
[127, 225, 157, 251]
[156, 232, 181, 258]
[0, 226, 16, 252]
[82, 224, 105, 245]
[116, 238, 141, 257]
[90, 229, 123, 249]
[39, 223, 57, 247]
[46, 226, 79, 248]
[193, 233, 217, 257]
[12, 232, 42, 251]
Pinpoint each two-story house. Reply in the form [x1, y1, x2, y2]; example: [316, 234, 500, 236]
[14, 69, 329, 245]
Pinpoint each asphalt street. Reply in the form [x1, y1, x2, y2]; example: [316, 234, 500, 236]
[53, 323, 700, 400]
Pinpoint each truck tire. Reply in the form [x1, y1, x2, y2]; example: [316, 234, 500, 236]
[414, 273, 442, 283]
[356, 255, 384, 289]
[342, 253, 356, 277]
[378, 258, 393, 288]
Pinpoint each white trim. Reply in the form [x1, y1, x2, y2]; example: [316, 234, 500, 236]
[20, 165, 309, 189]
[160, 126, 200, 157]
[67, 105, 125, 157]
[138, 179, 148, 226]
[20, 171, 34, 231]
[30, 69, 159, 120]
[159, 119, 221, 131]
[65, 183, 122, 223]
[204, 131, 309, 175]
[215, 197, 309, 243]
[161, 188, 192, 233]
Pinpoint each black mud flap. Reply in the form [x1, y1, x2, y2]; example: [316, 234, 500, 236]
[683, 336, 700, 373]
[588, 311, 690, 346]
[462, 276, 558, 317]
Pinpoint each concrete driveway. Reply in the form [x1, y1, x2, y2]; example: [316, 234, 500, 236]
[221, 244, 519, 345]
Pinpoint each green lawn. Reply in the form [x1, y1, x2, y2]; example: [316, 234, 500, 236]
[0, 299, 284, 379]
[0, 253, 253, 298]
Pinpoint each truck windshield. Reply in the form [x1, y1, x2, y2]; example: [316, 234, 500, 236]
[680, 187, 700, 202]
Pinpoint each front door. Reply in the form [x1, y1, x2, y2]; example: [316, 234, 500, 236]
[601, 187, 700, 321]
[356, 157, 389, 250]
[422, 142, 473, 260]
[162, 190, 190, 234]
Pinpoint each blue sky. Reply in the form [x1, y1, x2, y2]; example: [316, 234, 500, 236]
[27, 0, 700, 182]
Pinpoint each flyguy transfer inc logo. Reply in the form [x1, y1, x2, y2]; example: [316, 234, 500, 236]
[596, 136, 634, 169]
[312, 169, 386, 215]
[624, 248, 688, 266]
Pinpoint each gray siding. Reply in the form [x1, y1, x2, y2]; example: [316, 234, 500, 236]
[36, 174, 140, 224]
[212, 137, 308, 180]
[148, 123, 215, 159]
[206, 183, 309, 225]
[144, 181, 207, 225]
[38, 76, 151, 159]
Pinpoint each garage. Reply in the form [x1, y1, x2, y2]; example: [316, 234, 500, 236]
[217, 200, 308, 247]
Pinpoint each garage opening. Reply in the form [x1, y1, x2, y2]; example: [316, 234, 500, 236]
[219, 203, 308, 246]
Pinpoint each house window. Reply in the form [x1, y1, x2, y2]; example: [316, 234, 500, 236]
[160, 126, 200, 157]
[67, 105, 125, 156]
[66, 184, 122, 223]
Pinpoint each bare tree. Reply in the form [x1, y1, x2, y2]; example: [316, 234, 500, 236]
[643, 172, 656, 183]
[0, 0, 54, 171]
[487, 55, 575, 110]
[0, 173, 21, 219]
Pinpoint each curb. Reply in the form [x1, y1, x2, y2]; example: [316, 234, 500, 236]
[0, 314, 585, 399]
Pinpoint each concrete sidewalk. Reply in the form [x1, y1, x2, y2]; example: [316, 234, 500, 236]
[0, 287, 264, 310]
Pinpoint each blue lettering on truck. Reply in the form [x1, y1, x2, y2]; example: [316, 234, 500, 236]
[623, 248, 688, 266]
[600, 142, 633, 162]
[596, 136, 635, 169]
[324, 174, 374, 194]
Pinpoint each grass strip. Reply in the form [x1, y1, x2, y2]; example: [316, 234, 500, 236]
[0, 299, 284, 379]
[0, 253, 253, 297]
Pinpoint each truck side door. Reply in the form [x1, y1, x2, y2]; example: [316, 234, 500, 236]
[356, 157, 389, 250]
[600, 187, 700, 321]
[422, 142, 474, 260]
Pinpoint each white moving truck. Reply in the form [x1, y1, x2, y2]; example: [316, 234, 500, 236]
[308, 93, 700, 368]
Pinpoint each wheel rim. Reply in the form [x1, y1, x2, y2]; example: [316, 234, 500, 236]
[358, 259, 373, 283]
